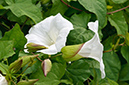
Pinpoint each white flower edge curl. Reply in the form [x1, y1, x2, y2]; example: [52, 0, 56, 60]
[78, 20, 105, 79]
[0, 74, 8, 85]
[25, 13, 74, 55]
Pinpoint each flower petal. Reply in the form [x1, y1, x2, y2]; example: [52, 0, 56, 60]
[38, 44, 57, 55]
[78, 20, 105, 78]
[88, 20, 98, 33]
[25, 13, 74, 55]
[0, 74, 8, 85]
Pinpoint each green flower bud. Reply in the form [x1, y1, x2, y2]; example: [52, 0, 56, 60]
[18, 55, 38, 67]
[41, 59, 52, 77]
[61, 44, 83, 62]
[26, 43, 48, 52]
[17, 79, 39, 85]
[9, 59, 22, 73]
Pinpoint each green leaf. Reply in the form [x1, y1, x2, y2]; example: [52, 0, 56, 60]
[30, 63, 66, 85]
[70, 12, 91, 29]
[103, 52, 121, 81]
[66, 59, 91, 84]
[108, 11, 128, 35]
[119, 64, 129, 81]
[78, 0, 107, 27]
[0, 41, 15, 60]
[121, 46, 129, 63]
[0, 63, 9, 74]
[67, 28, 94, 45]
[7, 11, 33, 25]
[49, 0, 68, 15]
[112, 0, 127, 4]
[5, 0, 42, 23]
[1, 24, 27, 50]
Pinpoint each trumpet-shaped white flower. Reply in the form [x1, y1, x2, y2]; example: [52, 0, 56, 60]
[25, 13, 74, 55]
[78, 20, 105, 78]
[0, 74, 8, 85]
[62, 20, 105, 79]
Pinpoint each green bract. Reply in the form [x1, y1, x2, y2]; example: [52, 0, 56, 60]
[61, 44, 83, 61]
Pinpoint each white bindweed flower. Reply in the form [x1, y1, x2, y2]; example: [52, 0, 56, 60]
[25, 13, 74, 55]
[62, 20, 105, 79]
[0, 74, 8, 85]
[78, 20, 105, 78]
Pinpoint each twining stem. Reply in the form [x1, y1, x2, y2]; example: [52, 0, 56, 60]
[107, 5, 129, 15]
[60, 0, 129, 15]
[36, 57, 43, 62]
[21, 17, 29, 30]
[60, 0, 83, 12]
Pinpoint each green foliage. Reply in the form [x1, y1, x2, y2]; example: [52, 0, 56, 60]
[121, 46, 129, 63]
[0, 41, 15, 60]
[1, 24, 27, 50]
[66, 59, 91, 84]
[70, 12, 91, 29]
[0, 0, 129, 84]
[30, 63, 66, 85]
[108, 11, 128, 35]
[119, 64, 129, 81]
[67, 28, 94, 45]
[4, 0, 42, 23]
[78, 0, 107, 27]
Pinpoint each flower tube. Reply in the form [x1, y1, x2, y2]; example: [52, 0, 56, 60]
[25, 13, 74, 55]
[62, 20, 105, 78]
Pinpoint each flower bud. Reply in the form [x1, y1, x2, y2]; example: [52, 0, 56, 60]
[18, 55, 38, 67]
[0, 74, 8, 85]
[9, 59, 22, 73]
[61, 44, 83, 62]
[26, 43, 47, 52]
[17, 79, 38, 85]
[41, 59, 52, 77]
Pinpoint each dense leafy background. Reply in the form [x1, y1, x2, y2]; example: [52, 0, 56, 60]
[0, 0, 129, 85]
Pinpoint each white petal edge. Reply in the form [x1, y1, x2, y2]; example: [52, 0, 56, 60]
[0, 74, 8, 85]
